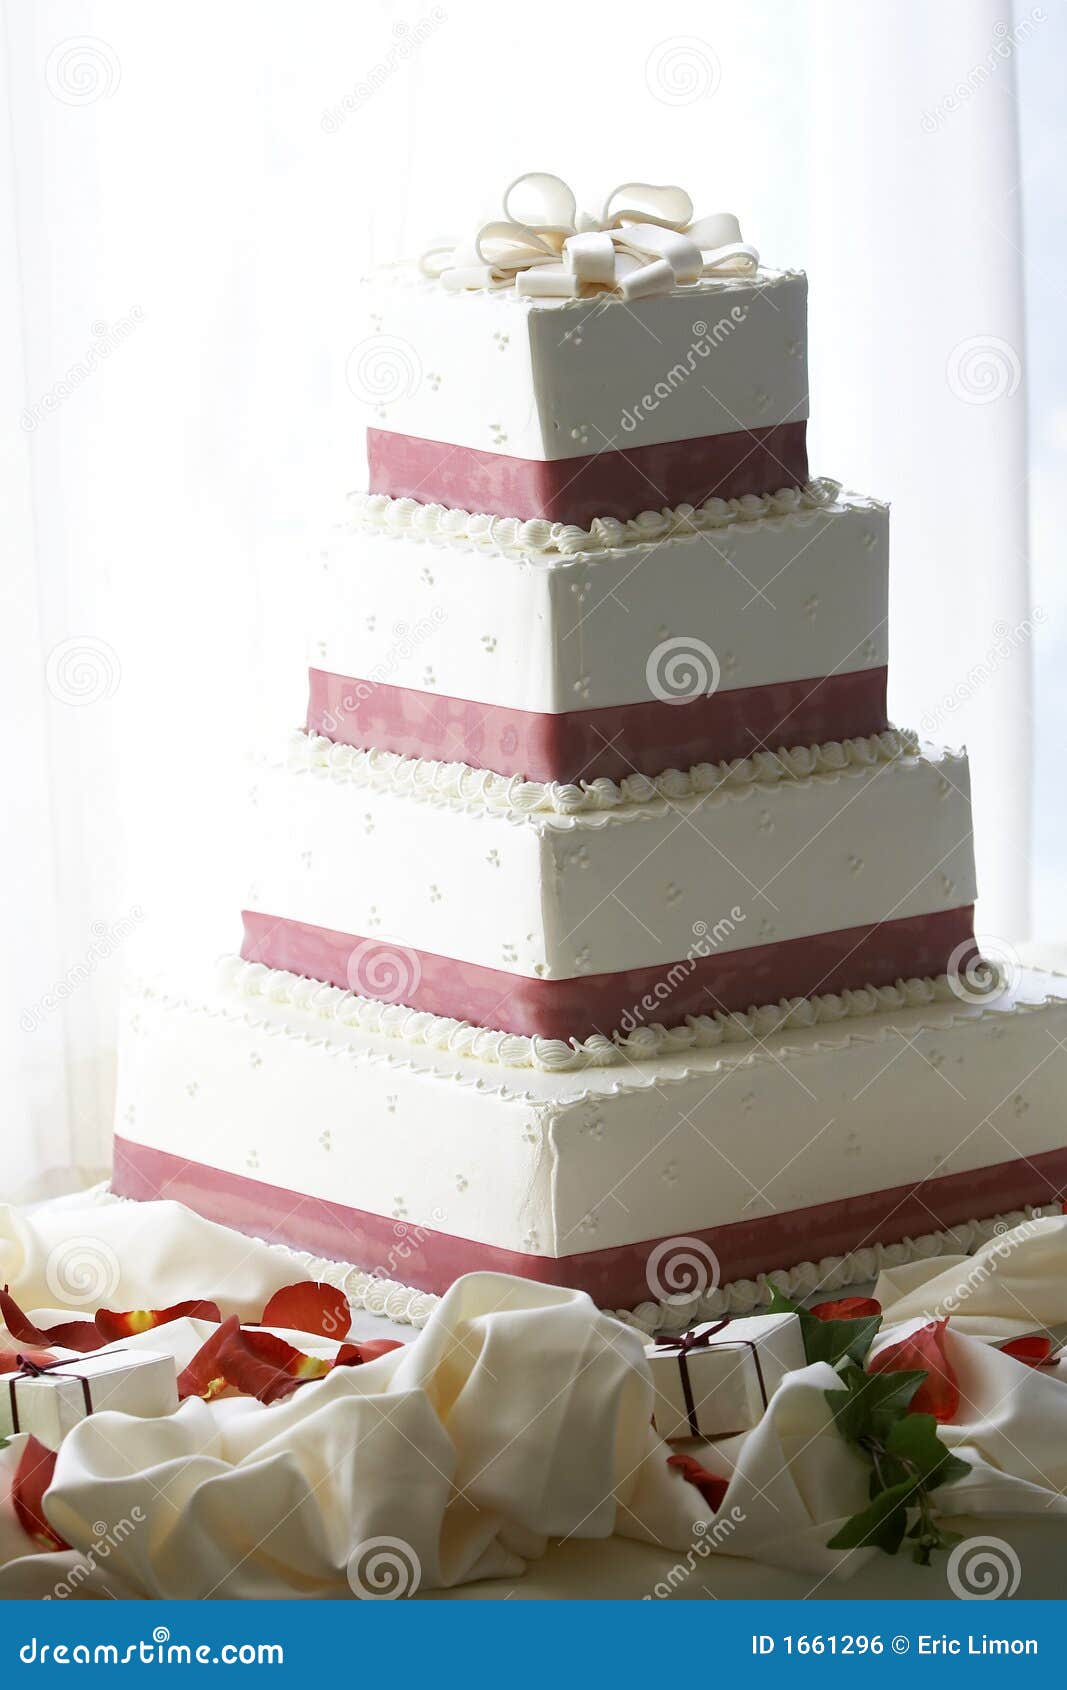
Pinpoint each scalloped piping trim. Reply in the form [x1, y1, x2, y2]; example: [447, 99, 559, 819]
[219, 954, 976, 1076]
[133, 973, 1067, 1112]
[288, 726, 922, 820]
[345, 477, 869, 561]
[87, 1181, 1060, 1334]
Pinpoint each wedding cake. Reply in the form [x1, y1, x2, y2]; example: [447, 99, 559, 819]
[113, 176, 1067, 1316]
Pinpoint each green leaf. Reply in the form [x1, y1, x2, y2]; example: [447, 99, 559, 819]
[767, 1289, 882, 1369]
[885, 1413, 970, 1489]
[827, 1481, 915, 1554]
[825, 1366, 927, 1444]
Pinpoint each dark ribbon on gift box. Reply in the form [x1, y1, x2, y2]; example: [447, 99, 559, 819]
[654, 1320, 772, 1438]
[7, 1354, 99, 1435]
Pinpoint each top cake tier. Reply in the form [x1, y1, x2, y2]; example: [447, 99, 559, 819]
[362, 267, 808, 526]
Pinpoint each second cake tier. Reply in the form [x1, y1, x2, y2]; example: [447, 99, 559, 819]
[311, 480, 888, 786]
[242, 728, 977, 1041]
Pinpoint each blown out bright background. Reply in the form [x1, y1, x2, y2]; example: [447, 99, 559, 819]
[1, 0, 1063, 1196]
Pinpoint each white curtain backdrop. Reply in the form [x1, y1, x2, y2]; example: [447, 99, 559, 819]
[0, 0, 1037, 1196]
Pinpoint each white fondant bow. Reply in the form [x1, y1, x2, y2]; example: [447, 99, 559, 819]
[420, 173, 758, 301]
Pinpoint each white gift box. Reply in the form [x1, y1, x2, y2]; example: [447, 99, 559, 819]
[647, 1312, 806, 1442]
[1, 1348, 179, 1450]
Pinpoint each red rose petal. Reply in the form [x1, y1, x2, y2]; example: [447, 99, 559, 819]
[259, 1282, 351, 1341]
[177, 1319, 238, 1402]
[1001, 1335, 1056, 1368]
[332, 1338, 404, 1369]
[869, 1318, 960, 1422]
[0, 1286, 104, 1354]
[0, 1348, 56, 1375]
[12, 1436, 69, 1551]
[95, 1300, 222, 1342]
[213, 1325, 330, 1404]
[667, 1451, 729, 1513]
[809, 1297, 882, 1322]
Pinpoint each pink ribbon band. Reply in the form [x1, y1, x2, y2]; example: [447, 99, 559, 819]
[366, 422, 809, 527]
[112, 1136, 1067, 1313]
[240, 906, 976, 1044]
[307, 667, 889, 788]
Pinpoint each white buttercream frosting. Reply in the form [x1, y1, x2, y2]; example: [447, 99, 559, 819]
[346, 478, 851, 561]
[288, 727, 920, 821]
[218, 955, 974, 1076]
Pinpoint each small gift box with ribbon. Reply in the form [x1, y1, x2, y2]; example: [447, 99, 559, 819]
[1, 1349, 179, 1450]
[647, 1313, 806, 1442]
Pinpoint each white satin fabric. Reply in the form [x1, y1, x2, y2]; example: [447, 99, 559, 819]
[1, 1198, 1066, 1597]
[0, 1196, 704, 1598]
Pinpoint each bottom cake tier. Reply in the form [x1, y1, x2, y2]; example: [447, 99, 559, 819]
[112, 961, 1067, 1313]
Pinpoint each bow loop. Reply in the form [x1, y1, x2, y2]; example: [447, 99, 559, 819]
[503, 172, 577, 233]
[601, 181, 693, 230]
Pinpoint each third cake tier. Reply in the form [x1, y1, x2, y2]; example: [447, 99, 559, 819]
[242, 727, 976, 1041]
